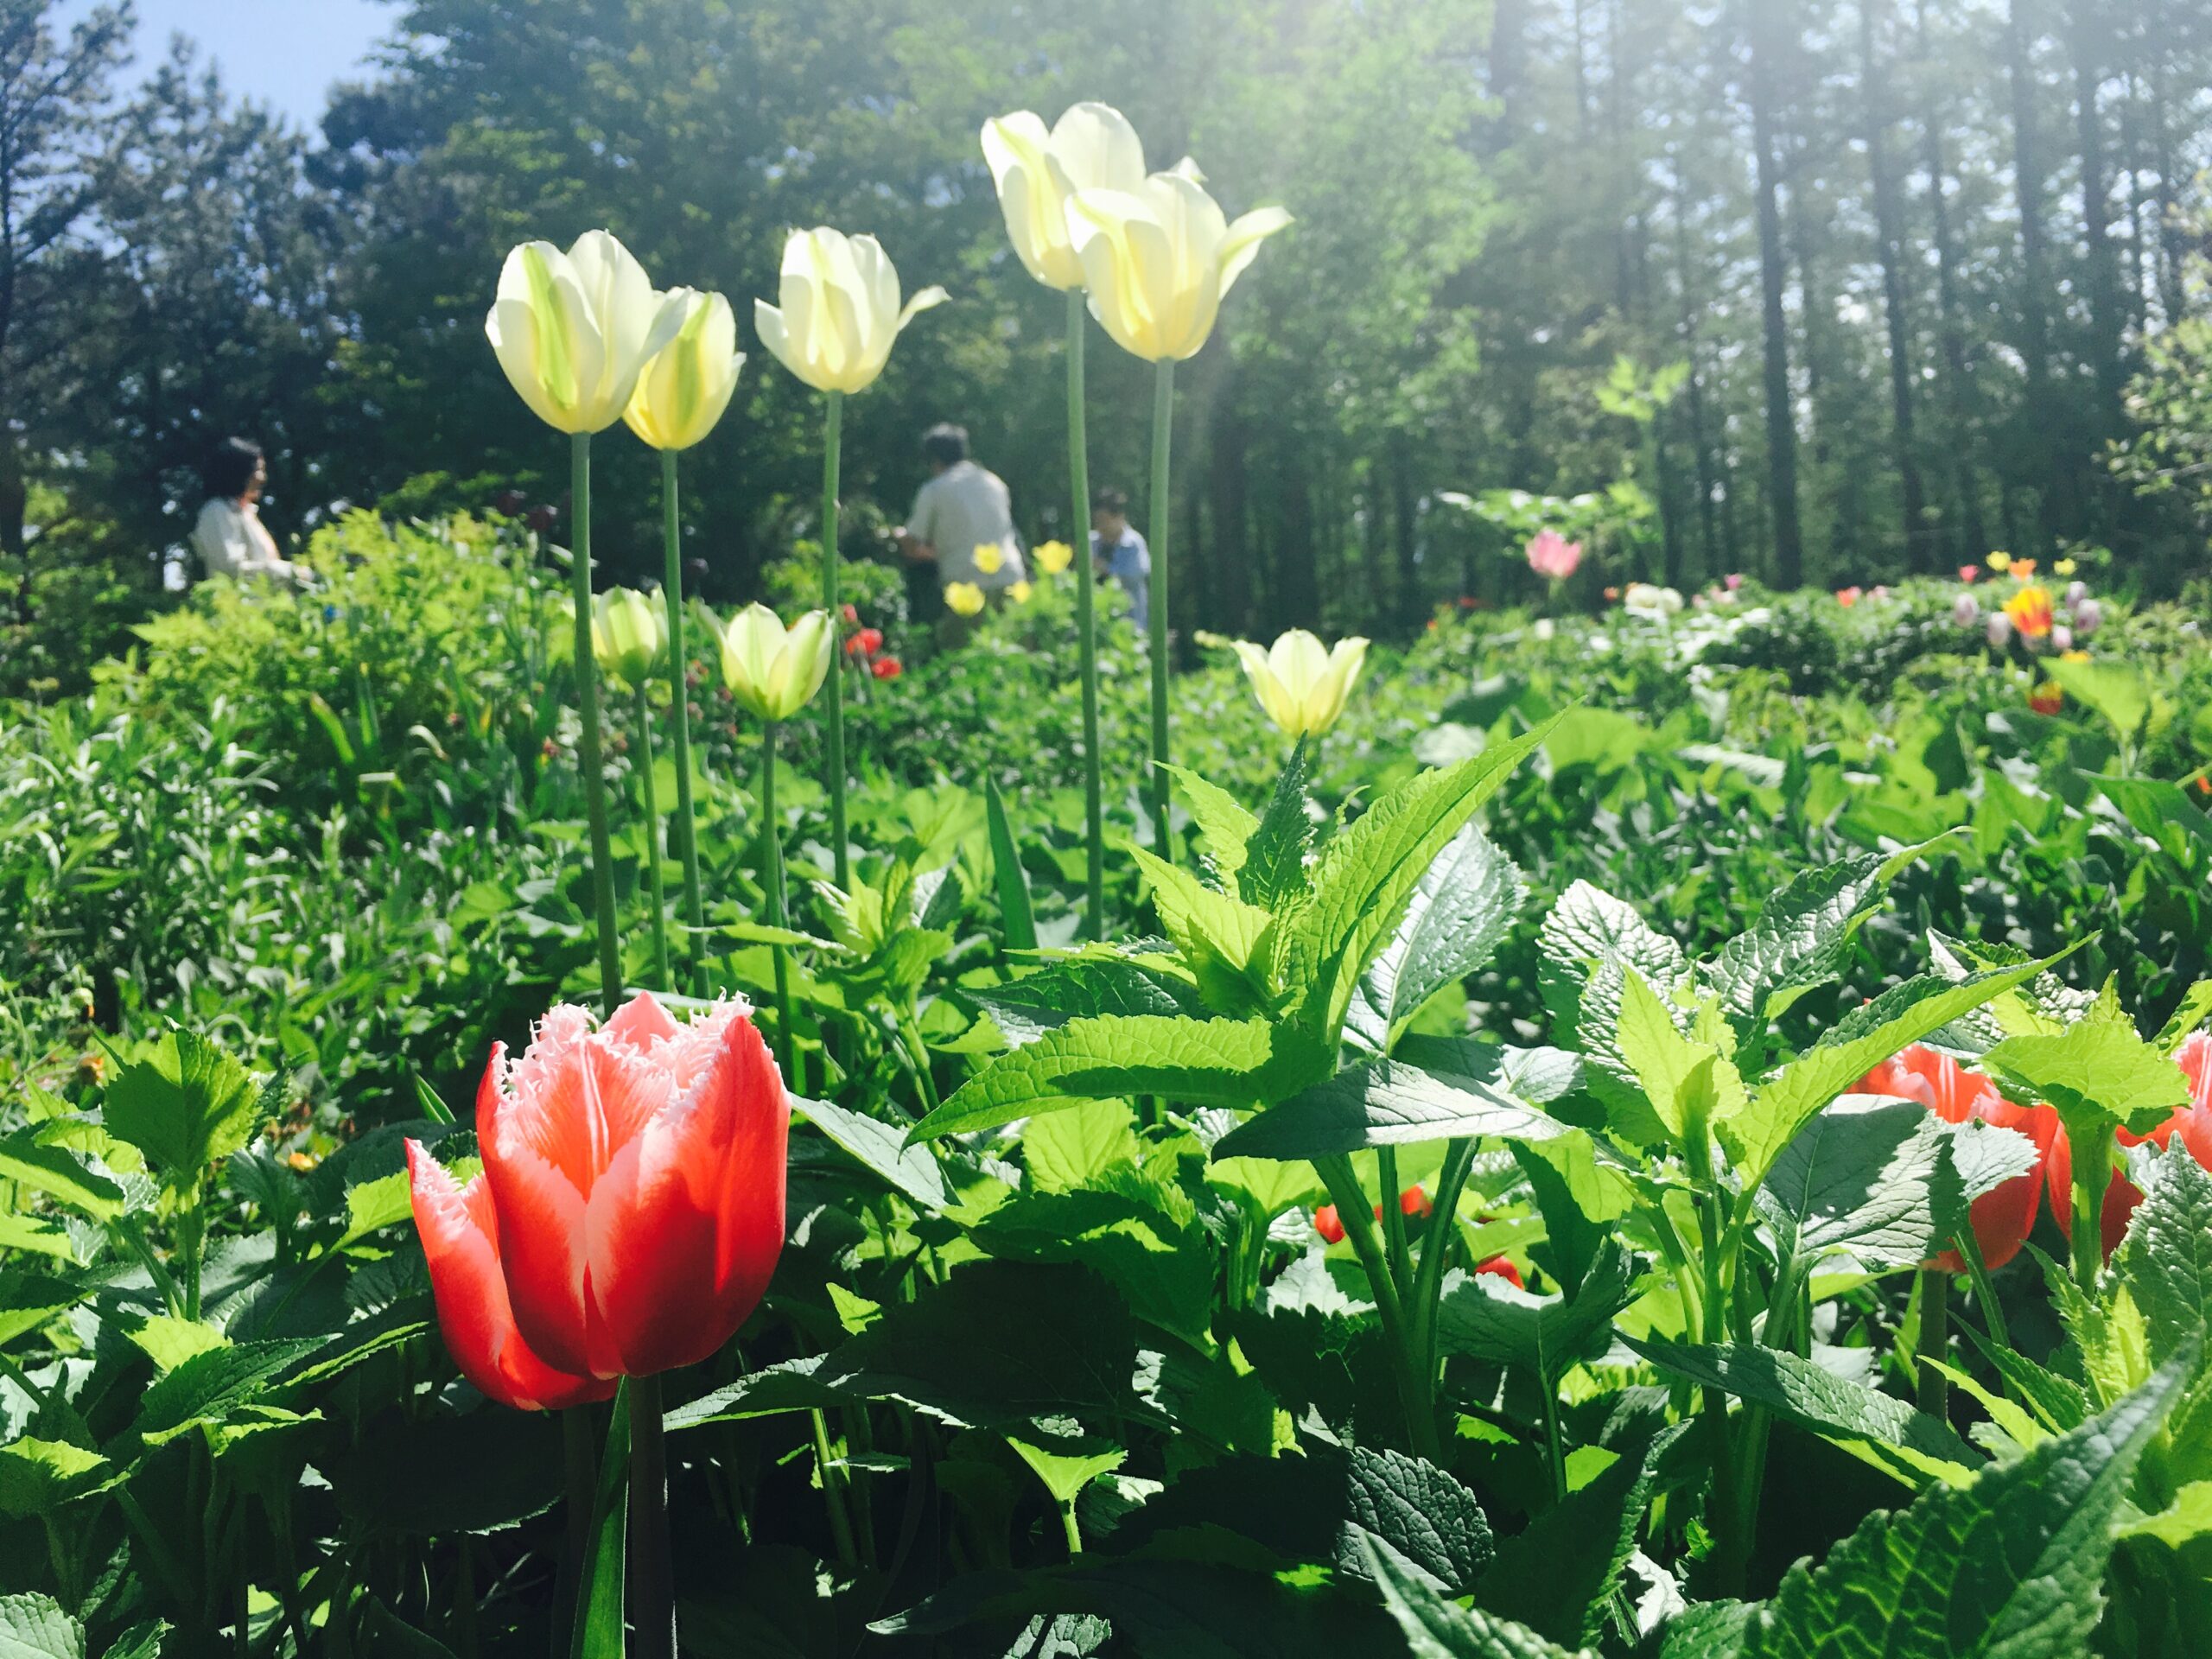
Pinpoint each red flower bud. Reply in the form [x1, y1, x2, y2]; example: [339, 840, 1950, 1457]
[1399, 1185, 1432, 1218]
[841, 603, 860, 625]
[1314, 1204, 1345, 1244]
[871, 657, 903, 680]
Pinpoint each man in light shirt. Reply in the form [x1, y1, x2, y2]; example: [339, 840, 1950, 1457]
[191, 437, 309, 587]
[1090, 486, 1149, 632]
[896, 423, 1027, 645]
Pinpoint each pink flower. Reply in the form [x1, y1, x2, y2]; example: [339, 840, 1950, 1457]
[1958, 565, 1980, 584]
[1835, 586, 1863, 607]
[1524, 530, 1583, 582]
[1724, 573, 1744, 591]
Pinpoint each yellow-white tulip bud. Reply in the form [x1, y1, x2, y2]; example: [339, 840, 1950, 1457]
[624, 289, 745, 451]
[713, 603, 834, 721]
[1066, 169, 1290, 362]
[486, 230, 688, 434]
[753, 228, 947, 397]
[593, 587, 666, 686]
[1230, 629, 1369, 740]
[981, 103, 1148, 291]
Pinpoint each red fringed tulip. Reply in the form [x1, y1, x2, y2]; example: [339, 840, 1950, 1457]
[1858, 1045, 2055, 1273]
[2044, 1128, 2139, 1262]
[405, 1141, 616, 1412]
[412, 993, 791, 1394]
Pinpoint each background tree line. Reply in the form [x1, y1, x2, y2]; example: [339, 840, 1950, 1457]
[3, 0, 2209, 689]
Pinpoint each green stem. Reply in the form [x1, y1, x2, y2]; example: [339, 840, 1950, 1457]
[820, 391, 850, 891]
[572, 432, 622, 1016]
[1316, 1155, 1438, 1460]
[1410, 1138, 1477, 1376]
[810, 1407, 860, 1571]
[760, 722, 799, 1092]
[1540, 1370, 1568, 1506]
[635, 688, 671, 991]
[1146, 358, 1175, 861]
[1060, 1501, 1084, 1558]
[1952, 1224, 2011, 1352]
[1916, 1268, 1951, 1419]
[177, 1196, 205, 1323]
[659, 449, 707, 995]
[1377, 1146, 1412, 1296]
[1067, 289, 1104, 937]
[555, 1406, 592, 1659]
[2070, 1124, 2106, 1294]
[627, 1372, 674, 1659]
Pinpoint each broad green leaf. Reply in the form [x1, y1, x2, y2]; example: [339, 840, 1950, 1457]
[795, 1096, 948, 1212]
[126, 1315, 229, 1373]
[0, 1130, 124, 1222]
[1207, 1153, 1323, 1218]
[359, 1599, 459, 1658]
[0, 1271, 91, 1347]
[1006, 1424, 1125, 1505]
[0, 1439, 117, 1519]
[1474, 1426, 1680, 1649]
[963, 956, 1205, 1047]
[1212, 1058, 1576, 1162]
[1707, 846, 1935, 1033]
[1344, 823, 1524, 1056]
[1239, 739, 1316, 910]
[1657, 1604, 1756, 1658]
[101, 1029, 264, 1189]
[1627, 1337, 1980, 1488]
[569, 1382, 631, 1659]
[1984, 984, 2191, 1141]
[2044, 658, 2152, 745]
[1023, 1100, 1141, 1192]
[99, 1623, 168, 1659]
[909, 1015, 1309, 1142]
[1719, 954, 2061, 1186]
[974, 1189, 1213, 1343]
[1616, 971, 1745, 1142]
[1739, 1358, 2190, 1659]
[1510, 1134, 1633, 1299]
[0, 1595, 83, 1659]
[2118, 1481, 2212, 1548]
[133, 1338, 324, 1444]
[2156, 981, 2212, 1052]
[986, 776, 1039, 953]
[1535, 879, 1688, 1045]
[1130, 844, 1276, 1014]
[1162, 764, 1258, 887]
[1360, 1530, 1589, 1659]
[1959, 1324, 2088, 1434]
[1435, 1240, 1635, 1383]
[2113, 1146, 2212, 1365]
[0, 1214, 75, 1262]
[1280, 719, 1555, 1052]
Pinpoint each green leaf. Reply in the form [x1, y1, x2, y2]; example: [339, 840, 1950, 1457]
[331, 1409, 566, 1534]
[99, 1623, 170, 1659]
[0, 1596, 83, 1659]
[2117, 1480, 2212, 1548]
[909, 1015, 1307, 1141]
[1280, 718, 1555, 1052]
[358, 1600, 458, 1658]
[1616, 971, 1746, 1143]
[0, 1129, 125, 1222]
[1006, 1424, 1125, 1505]
[1360, 1530, 1589, 1659]
[1626, 1337, 1980, 1488]
[0, 1271, 91, 1347]
[101, 1029, 264, 1189]
[567, 1386, 630, 1659]
[1657, 1603, 1757, 1659]
[1719, 954, 2062, 1186]
[1708, 848, 1929, 1032]
[963, 957, 1205, 1047]
[1130, 845, 1276, 1014]
[133, 1338, 325, 1444]
[0, 1440, 117, 1520]
[1535, 879, 1687, 1045]
[1739, 1357, 2190, 1658]
[1239, 740, 1317, 910]
[2113, 1146, 2212, 1366]
[973, 1189, 1214, 1344]
[1023, 1100, 1141, 1192]
[1162, 765, 1258, 888]
[1435, 1240, 1636, 1383]
[1212, 1058, 1576, 1161]
[795, 1096, 947, 1212]
[1984, 984, 2191, 1141]
[2044, 657, 2152, 745]
[986, 776, 1039, 953]
[1473, 1427, 1680, 1649]
[2156, 980, 2212, 1052]
[1344, 823, 1525, 1056]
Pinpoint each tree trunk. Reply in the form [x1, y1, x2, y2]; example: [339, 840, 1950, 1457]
[2006, 0, 2065, 551]
[1391, 434, 1424, 632]
[2148, 0, 2187, 327]
[2069, 1, 2124, 428]
[1745, 0, 1806, 588]
[1916, 0, 1989, 565]
[1860, 0, 1929, 570]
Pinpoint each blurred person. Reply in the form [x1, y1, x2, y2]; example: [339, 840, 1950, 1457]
[192, 437, 308, 586]
[896, 423, 1026, 645]
[1090, 486, 1148, 632]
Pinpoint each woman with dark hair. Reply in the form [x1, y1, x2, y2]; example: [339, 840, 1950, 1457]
[191, 437, 306, 585]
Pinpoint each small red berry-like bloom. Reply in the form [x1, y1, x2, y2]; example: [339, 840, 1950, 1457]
[1957, 564, 1980, 584]
[1314, 1205, 1346, 1244]
[1398, 1185, 1433, 1218]
[1859, 1045, 2053, 1273]
[841, 603, 860, 625]
[1603, 586, 1620, 602]
[407, 994, 791, 1400]
[1835, 586, 1863, 607]
[1475, 1256, 1523, 1289]
[871, 657, 903, 680]
[2029, 682, 2063, 715]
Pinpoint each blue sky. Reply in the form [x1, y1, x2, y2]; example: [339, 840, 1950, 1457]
[60, 0, 394, 130]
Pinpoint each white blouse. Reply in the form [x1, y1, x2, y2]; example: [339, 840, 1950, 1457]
[193, 497, 299, 583]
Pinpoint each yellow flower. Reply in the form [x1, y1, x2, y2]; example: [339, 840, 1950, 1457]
[592, 587, 666, 686]
[944, 582, 986, 618]
[981, 103, 1149, 291]
[754, 227, 946, 396]
[1230, 628, 1370, 740]
[2003, 584, 2055, 639]
[709, 603, 834, 721]
[1986, 550, 2012, 572]
[623, 288, 745, 451]
[972, 542, 1005, 575]
[2053, 556, 2078, 576]
[1033, 539, 1074, 575]
[486, 230, 689, 434]
[1066, 164, 1291, 361]
[1007, 581, 1033, 604]
[2061, 648, 2091, 662]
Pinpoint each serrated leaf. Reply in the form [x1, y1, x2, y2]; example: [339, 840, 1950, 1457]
[963, 957, 1205, 1047]
[2045, 658, 2152, 745]
[1344, 824, 1524, 1055]
[1708, 848, 1924, 1032]
[1212, 1058, 1576, 1161]
[1162, 765, 1259, 887]
[0, 1130, 124, 1222]
[974, 1189, 1213, 1343]
[100, 1029, 264, 1190]
[0, 1271, 92, 1347]
[1435, 1240, 1636, 1383]
[1617, 971, 1746, 1142]
[0, 1595, 83, 1659]
[796, 1096, 947, 1211]
[1536, 880, 1688, 1046]
[1739, 1357, 2189, 1658]
[133, 1338, 324, 1443]
[1007, 1427, 1125, 1505]
[1626, 1337, 1980, 1488]
[2113, 1146, 2212, 1365]
[1024, 1100, 1141, 1192]
[2117, 1480, 2212, 1548]
[1241, 741, 1317, 910]
[1984, 986, 2191, 1141]
[1361, 1530, 1588, 1658]
[1130, 844, 1276, 1014]
[0, 1440, 117, 1519]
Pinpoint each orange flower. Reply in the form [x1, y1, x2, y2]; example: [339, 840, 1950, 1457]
[2004, 584, 2055, 639]
[1835, 586, 1863, 607]
[1858, 1046, 2056, 1273]
[2009, 558, 2037, 579]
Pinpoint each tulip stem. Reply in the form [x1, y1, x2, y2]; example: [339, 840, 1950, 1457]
[820, 390, 851, 891]
[1410, 1137, 1477, 1377]
[1952, 1225, 2010, 1352]
[1067, 289, 1104, 936]
[760, 721, 799, 1093]
[2069, 1126, 2106, 1294]
[1146, 357, 1175, 861]
[634, 688, 671, 991]
[1316, 1154, 1438, 1460]
[1916, 1268, 1950, 1419]
[1377, 1147, 1413, 1295]
[571, 432, 623, 1016]
[810, 1406, 861, 1571]
[659, 449, 708, 995]
[628, 1371, 675, 1659]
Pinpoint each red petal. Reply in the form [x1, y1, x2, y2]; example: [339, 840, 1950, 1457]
[1314, 1205, 1344, 1244]
[405, 1141, 613, 1411]
[605, 990, 682, 1050]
